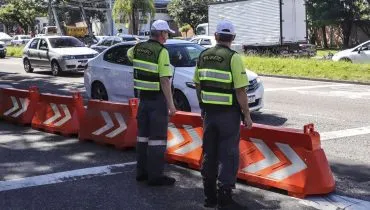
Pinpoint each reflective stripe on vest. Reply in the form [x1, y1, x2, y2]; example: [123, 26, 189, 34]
[198, 69, 232, 83]
[133, 59, 158, 73]
[201, 91, 233, 105]
[134, 79, 160, 91]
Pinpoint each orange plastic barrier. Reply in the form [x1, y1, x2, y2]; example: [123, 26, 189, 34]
[31, 92, 85, 136]
[237, 123, 335, 198]
[166, 111, 203, 169]
[78, 99, 138, 149]
[0, 87, 39, 125]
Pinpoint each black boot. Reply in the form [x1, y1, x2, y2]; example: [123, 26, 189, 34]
[217, 188, 247, 210]
[203, 181, 217, 208]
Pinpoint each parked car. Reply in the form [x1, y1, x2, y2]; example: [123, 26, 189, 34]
[0, 32, 12, 46]
[332, 40, 370, 63]
[11, 35, 32, 46]
[190, 35, 244, 54]
[84, 39, 264, 113]
[90, 35, 148, 53]
[0, 41, 7, 58]
[22, 36, 98, 76]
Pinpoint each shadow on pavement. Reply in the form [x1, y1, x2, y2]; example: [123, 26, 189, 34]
[251, 111, 288, 126]
[329, 161, 370, 201]
[0, 72, 86, 98]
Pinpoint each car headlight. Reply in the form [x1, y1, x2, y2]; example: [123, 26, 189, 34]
[62, 55, 76, 60]
[256, 77, 262, 84]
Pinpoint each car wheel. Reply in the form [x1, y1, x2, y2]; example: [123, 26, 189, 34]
[51, 61, 62, 76]
[91, 82, 108, 101]
[0, 54, 5, 59]
[340, 58, 352, 63]
[173, 90, 191, 112]
[23, 59, 33, 73]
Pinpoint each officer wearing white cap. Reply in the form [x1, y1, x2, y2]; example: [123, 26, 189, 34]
[193, 20, 253, 209]
[127, 20, 177, 186]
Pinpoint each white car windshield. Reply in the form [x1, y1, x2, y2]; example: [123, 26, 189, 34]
[49, 37, 84, 48]
[167, 44, 205, 67]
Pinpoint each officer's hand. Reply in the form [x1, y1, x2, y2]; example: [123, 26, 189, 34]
[169, 105, 177, 117]
[243, 115, 253, 130]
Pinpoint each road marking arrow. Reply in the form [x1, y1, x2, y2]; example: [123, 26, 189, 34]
[11, 98, 30, 118]
[167, 123, 186, 148]
[92, 111, 114, 136]
[242, 138, 281, 173]
[267, 143, 307, 181]
[173, 125, 202, 155]
[105, 113, 127, 138]
[3, 96, 19, 116]
[43, 103, 61, 125]
[53, 104, 71, 126]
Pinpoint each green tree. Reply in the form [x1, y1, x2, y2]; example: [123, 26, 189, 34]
[179, 24, 191, 38]
[0, 0, 46, 34]
[307, 0, 370, 48]
[167, 0, 214, 30]
[112, 0, 155, 35]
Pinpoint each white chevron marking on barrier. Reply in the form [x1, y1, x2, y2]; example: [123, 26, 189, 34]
[53, 104, 71, 127]
[3, 96, 19, 116]
[92, 111, 114, 136]
[267, 143, 307, 181]
[92, 111, 127, 138]
[11, 98, 30, 118]
[43, 103, 61, 125]
[242, 138, 280, 173]
[173, 125, 202, 155]
[241, 138, 307, 180]
[105, 113, 127, 138]
[167, 123, 185, 148]
[43, 103, 71, 126]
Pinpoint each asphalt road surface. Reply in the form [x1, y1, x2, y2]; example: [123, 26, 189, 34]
[0, 57, 369, 209]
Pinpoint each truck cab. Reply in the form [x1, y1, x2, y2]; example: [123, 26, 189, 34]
[196, 23, 209, 36]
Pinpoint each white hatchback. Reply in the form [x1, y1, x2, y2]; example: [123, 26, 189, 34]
[84, 40, 264, 113]
[332, 40, 370, 63]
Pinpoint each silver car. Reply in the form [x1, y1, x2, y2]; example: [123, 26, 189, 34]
[22, 36, 98, 76]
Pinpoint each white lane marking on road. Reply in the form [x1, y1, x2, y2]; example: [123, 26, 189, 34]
[320, 126, 370, 141]
[0, 162, 137, 192]
[265, 84, 352, 92]
[300, 194, 370, 210]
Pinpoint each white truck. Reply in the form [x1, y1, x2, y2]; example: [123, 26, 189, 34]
[207, 0, 315, 56]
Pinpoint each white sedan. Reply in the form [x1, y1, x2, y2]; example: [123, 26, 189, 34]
[332, 40, 370, 63]
[84, 40, 264, 113]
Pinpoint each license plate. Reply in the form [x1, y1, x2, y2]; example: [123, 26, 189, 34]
[78, 60, 88, 63]
[248, 95, 256, 103]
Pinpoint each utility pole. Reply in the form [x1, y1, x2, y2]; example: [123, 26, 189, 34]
[48, 0, 53, 26]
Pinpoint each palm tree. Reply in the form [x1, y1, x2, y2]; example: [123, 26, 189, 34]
[113, 0, 155, 35]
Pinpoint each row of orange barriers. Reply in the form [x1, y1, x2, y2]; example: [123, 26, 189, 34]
[0, 86, 335, 198]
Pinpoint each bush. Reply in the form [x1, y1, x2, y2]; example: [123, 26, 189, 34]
[6, 46, 24, 58]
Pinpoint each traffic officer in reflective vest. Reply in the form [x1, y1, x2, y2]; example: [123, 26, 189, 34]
[127, 20, 177, 186]
[193, 20, 253, 209]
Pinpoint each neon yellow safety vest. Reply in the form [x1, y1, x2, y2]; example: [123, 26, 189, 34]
[198, 45, 236, 106]
[133, 40, 164, 92]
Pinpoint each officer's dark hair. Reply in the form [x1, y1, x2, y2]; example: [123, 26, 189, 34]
[216, 28, 235, 42]
[150, 30, 166, 38]
[218, 34, 235, 42]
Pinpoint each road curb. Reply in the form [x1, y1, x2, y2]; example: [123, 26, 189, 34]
[259, 74, 370, 86]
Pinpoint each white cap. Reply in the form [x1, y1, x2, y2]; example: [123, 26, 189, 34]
[151, 20, 175, 34]
[216, 20, 235, 35]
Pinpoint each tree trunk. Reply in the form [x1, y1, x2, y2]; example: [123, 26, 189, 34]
[131, 6, 137, 35]
[321, 25, 328, 49]
[341, 21, 353, 48]
[309, 27, 317, 45]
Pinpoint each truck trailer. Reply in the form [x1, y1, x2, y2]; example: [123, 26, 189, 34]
[208, 0, 314, 56]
